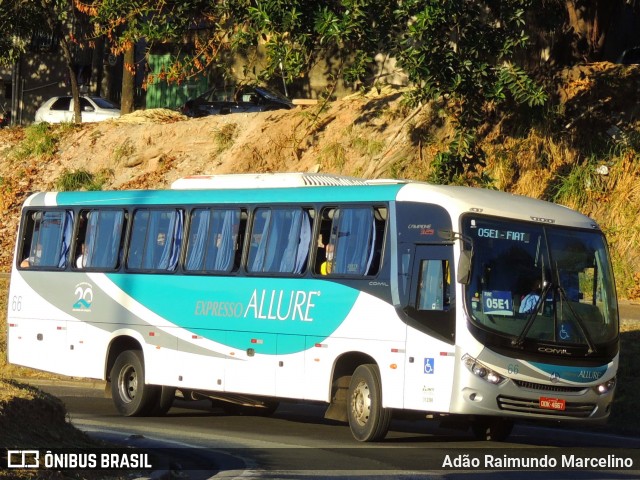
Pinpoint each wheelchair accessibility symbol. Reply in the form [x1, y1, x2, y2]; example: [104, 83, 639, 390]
[424, 358, 434, 374]
[559, 323, 571, 341]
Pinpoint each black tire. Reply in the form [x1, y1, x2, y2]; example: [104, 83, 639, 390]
[471, 416, 514, 441]
[347, 364, 392, 442]
[110, 350, 160, 416]
[148, 386, 176, 416]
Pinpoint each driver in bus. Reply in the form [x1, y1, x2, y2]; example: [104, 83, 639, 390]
[519, 279, 542, 314]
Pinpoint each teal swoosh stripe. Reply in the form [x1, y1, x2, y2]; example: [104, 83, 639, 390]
[106, 274, 360, 355]
[529, 361, 609, 383]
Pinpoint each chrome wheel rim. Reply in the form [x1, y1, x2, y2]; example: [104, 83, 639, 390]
[351, 379, 371, 427]
[117, 364, 138, 404]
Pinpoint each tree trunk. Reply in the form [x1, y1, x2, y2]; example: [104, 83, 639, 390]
[121, 44, 135, 114]
[59, 37, 82, 124]
[42, 0, 82, 123]
[564, 0, 620, 61]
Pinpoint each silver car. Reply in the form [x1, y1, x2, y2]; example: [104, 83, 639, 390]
[34, 95, 121, 123]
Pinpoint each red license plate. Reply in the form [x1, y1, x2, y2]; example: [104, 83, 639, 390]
[540, 397, 566, 411]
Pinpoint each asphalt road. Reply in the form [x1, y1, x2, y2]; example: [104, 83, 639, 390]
[25, 380, 640, 479]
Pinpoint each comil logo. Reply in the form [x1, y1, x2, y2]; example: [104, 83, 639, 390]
[7, 450, 40, 468]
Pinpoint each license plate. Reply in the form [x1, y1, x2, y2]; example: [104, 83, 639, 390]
[540, 397, 566, 411]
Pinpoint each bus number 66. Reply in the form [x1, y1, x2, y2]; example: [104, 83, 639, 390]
[11, 296, 22, 311]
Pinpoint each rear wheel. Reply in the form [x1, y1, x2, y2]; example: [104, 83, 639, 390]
[110, 350, 160, 416]
[471, 416, 514, 441]
[347, 364, 392, 442]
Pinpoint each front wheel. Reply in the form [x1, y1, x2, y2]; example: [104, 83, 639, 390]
[347, 364, 392, 442]
[110, 350, 160, 416]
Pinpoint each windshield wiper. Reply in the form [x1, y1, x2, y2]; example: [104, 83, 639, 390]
[512, 280, 552, 348]
[557, 286, 597, 354]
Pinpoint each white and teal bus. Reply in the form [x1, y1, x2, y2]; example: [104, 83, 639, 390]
[6, 173, 619, 441]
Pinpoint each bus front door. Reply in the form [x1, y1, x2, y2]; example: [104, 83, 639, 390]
[403, 245, 456, 412]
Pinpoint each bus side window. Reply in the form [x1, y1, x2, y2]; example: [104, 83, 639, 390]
[322, 206, 381, 276]
[247, 207, 312, 274]
[75, 209, 125, 270]
[127, 209, 184, 271]
[417, 259, 450, 311]
[20, 210, 73, 269]
[185, 208, 242, 273]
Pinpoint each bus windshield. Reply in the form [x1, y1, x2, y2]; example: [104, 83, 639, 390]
[462, 216, 618, 351]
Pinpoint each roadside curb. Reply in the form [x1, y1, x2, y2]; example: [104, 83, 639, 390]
[13, 377, 107, 391]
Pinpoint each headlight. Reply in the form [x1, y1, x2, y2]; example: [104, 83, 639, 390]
[595, 377, 616, 395]
[462, 354, 505, 385]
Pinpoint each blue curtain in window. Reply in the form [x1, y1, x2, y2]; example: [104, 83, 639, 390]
[204, 210, 225, 270]
[186, 209, 209, 270]
[249, 208, 311, 274]
[36, 211, 67, 267]
[277, 210, 311, 274]
[214, 209, 239, 271]
[128, 211, 148, 269]
[158, 210, 183, 270]
[263, 210, 284, 272]
[85, 211, 123, 269]
[333, 208, 373, 275]
[58, 211, 74, 268]
[279, 210, 301, 273]
[108, 211, 124, 267]
[143, 212, 161, 269]
[250, 210, 271, 272]
[295, 211, 311, 274]
[35, 215, 54, 267]
[142, 210, 183, 271]
[83, 212, 100, 267]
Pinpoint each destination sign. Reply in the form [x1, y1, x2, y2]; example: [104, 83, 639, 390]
[476, 228, 530, 243]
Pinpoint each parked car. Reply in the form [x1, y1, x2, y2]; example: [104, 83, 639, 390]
[180, 85, 294, 117]
[34, 95, 121, 123]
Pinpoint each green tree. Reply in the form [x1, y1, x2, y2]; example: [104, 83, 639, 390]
[393, 0, 547, 184]
[0, 0, 88, 124]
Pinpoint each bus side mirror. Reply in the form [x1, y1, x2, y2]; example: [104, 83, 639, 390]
[458, 250, 472, 285]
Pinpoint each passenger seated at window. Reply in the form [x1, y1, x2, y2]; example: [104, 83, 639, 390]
[76, 243, 86, 268]
[320, 242, 334, 275]
[21, 243, 42, 268]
